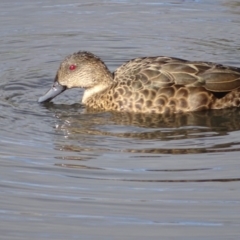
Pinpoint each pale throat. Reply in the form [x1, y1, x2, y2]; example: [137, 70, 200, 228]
[82, 84, 109, 104]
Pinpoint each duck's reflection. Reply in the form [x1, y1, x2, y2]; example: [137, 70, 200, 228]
[43, 103, 240, 157]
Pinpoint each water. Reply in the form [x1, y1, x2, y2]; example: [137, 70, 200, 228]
[1, 0, 240, 239]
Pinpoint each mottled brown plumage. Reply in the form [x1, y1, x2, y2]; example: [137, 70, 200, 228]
[38, 51, 240, 114]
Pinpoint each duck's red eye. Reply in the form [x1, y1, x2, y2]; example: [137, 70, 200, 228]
[69, 64, 76, 71]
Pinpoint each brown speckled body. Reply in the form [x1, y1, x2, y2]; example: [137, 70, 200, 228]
[39, 52, 240, 114]
[86, 84, 218, 114]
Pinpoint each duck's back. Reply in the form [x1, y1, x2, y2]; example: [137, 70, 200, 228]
[114, 56, 240, 90]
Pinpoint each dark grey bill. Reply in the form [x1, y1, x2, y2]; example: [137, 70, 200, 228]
[38, 81, 66, 103]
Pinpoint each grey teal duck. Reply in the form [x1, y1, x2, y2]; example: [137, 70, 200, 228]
[38, 51, 240, 114]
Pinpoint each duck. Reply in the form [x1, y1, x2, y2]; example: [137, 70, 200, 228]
[38, 51, 240, 114]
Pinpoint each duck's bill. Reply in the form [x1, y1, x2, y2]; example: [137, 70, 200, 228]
[38, 81, 66, 103]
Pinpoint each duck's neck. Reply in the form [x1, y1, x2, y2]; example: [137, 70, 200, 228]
[82, 83, 110, 104]
[82, 62, 113, 104]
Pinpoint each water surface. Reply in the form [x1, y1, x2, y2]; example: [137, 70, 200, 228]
[1, 0, 240, 239]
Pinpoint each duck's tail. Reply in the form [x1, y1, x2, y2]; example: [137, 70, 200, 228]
[212, 88, 240, 109]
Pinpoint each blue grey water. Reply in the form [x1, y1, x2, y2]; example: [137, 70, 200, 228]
[1, 0, 240, 239]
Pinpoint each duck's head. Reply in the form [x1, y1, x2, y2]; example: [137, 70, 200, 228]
[38, 51, 112, 103]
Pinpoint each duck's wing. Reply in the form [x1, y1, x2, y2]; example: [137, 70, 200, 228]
[113, 56, 240, 92]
